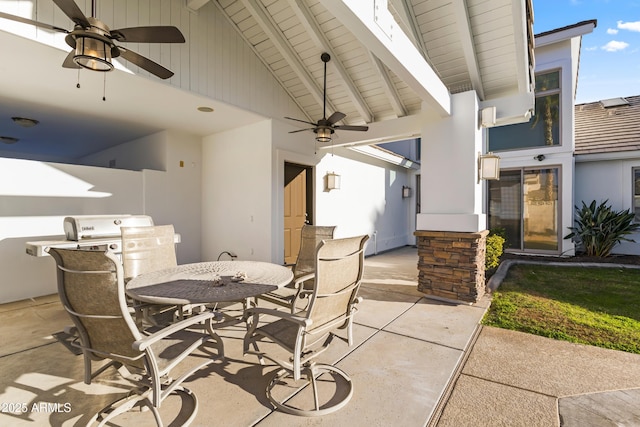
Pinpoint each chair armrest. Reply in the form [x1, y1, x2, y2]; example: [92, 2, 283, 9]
[245, 307, 312, 327]
[292, 272, 314, 287]
[132, 311, 218, 351]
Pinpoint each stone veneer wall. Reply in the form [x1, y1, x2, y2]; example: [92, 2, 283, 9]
[414, 230, 489, 303]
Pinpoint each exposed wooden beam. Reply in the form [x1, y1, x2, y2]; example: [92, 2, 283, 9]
[368, 52, 406, 117]
[238, 0, 334, 118]
[211, 0, 311, 121]
[318, 0, 450, 117]
[452, 0, 485, 100]
[288, 0, 373, 124]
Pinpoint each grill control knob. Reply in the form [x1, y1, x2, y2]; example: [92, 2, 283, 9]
[109, 244, 118, 250]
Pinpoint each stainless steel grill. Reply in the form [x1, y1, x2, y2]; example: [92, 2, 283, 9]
[26, 215, 180, 257]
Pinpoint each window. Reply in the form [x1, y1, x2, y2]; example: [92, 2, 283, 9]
[489, 70, 561, 151]
[488, 167, 560, 253]
[634, 167, 640, 222]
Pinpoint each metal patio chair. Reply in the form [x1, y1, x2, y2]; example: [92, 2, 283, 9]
[48, 247, 218, 426]
[121, 225, 186, 326]
[258, 224, 336, 313]
[244, 234, 369, 416]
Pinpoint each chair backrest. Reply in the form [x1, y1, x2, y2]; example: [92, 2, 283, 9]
[292, 224, 336, 280]
[121, 225, 177, 282]
[48, 248, 144, 369]
[305, 234, 368, 334]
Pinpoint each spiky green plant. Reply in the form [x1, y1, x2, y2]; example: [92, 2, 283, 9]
[564, 200, 640, 257]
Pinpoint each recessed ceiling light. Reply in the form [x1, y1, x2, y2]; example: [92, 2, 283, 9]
[197, 106, 214, 113]
[11, 117, 39, 128]
[0, 136, 19, 144]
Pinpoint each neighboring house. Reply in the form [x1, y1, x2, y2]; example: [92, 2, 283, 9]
[574, 95, 640, 255]
[487, 20, 597, 257]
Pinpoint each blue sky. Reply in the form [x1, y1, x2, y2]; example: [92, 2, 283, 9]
[534, 0, 640, 104]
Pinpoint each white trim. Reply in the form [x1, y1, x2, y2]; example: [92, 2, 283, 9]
[535, 21, 596, 48]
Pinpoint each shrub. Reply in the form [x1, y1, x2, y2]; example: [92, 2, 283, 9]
[564, 200, 640, 257]
[486, 233, 505, 270]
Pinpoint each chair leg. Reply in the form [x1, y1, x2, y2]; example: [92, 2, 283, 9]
[265, 363, 354, 417]
[89, 386, 199, 427]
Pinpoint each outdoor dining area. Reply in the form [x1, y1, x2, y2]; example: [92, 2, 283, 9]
[0, 225, 490, 427]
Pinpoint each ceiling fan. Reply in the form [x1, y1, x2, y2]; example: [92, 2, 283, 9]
[285, 53, 368, 142]
[0, 0, 185, 79]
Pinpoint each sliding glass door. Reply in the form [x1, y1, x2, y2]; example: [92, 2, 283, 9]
[488, 167, 560, 253]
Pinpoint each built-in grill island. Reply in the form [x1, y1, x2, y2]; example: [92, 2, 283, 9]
[26, 215, 180, 257]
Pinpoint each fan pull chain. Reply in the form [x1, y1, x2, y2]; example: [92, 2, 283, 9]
[103, 74, 107, 101]
[76, 70, 81, 89]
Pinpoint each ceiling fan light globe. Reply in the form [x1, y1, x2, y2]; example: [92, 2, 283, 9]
[73, 35, 113, 72]
[315, 127, 333, 143]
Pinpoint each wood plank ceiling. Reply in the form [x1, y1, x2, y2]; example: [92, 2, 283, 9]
[205, 0, 534, 129]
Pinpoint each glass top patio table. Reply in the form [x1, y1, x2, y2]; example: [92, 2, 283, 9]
[125, 260, 294, 305]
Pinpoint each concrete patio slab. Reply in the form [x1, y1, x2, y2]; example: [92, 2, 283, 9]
[259, 329, 463, 427]
[384, 297, 489, 351]
[559, 388, 640, 426]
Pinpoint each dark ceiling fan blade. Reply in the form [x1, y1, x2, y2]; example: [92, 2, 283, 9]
[119, 48, 174, 79]
[53, 0, 90, 28]
[285, 117, 317, 126]
[111, 26, 185, 43]
[0, 11, 70, 33]
[326, 111, 346, 125]
[61, 50, 80, 69]
[288, 128, 315, 134]
[335, 125, 369, 132]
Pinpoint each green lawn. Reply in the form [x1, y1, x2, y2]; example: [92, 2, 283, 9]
[482, 264, 640, 354]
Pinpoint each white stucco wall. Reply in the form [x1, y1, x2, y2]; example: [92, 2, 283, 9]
[201, 120, 274, 262]
[314, 150, 416, 255]
[575, 157, 640, 255]
[202, 118, 417, 263]
[0, 130, 202, 303]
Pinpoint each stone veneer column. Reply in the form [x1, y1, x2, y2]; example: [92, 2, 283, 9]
[414, 230, 489, 304]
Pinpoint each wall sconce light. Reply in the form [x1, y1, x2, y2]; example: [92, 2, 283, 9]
[325, 172, 341, 191]
[478, 152, 500, 182]
[534, 154, 545, 161]
[402, 186, 411, 198]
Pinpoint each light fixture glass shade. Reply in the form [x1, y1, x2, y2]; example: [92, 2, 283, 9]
[315, 127, 332, 143]
[74, 36, 113, 71]
[402, 186, 411, 198]
[478, 152, 501, 181]
[325, 172, 341, 191]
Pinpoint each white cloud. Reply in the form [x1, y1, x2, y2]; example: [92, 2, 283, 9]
[602, 40, 630, 52]
[607, 28, 619, 34]
[617, 20, 640, 32]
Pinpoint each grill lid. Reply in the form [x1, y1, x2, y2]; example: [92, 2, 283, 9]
[63, 215, 154, 241]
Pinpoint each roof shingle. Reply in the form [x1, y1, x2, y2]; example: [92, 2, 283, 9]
[575, 95, 640, 155]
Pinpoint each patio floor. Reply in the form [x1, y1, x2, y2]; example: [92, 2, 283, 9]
[2, 246, 638, 426]
[0, 246, 491, 426]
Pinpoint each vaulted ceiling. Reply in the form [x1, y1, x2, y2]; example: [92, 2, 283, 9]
[0, 0, 534, 160]
[206, 0, 534, 127]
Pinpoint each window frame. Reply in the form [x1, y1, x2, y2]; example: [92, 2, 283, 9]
[488, 68, 563, 152]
